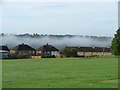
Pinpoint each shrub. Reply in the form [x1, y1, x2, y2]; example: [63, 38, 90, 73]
[60, 48, 77, 57]
[17, 54, 29, 59]
[9, 54, 29, 59]
[41, 55, 56, 58]
[9, 54, 17, 59]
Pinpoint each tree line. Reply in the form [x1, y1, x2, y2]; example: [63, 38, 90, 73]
[111, 28, 120, 55]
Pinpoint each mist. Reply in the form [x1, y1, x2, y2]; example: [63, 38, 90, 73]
[1, 35, 113, 49]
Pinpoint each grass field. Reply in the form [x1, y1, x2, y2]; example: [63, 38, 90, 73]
[2, 57, 118, 88]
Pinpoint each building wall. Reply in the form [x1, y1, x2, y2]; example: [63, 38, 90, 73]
[31, 56, 41, 58]
[19, 50, 36, 56]
[36, 51, 51, 56]
[77, 52, 112, 56]
[10, 50, 15, 54]
[0, 50, 9, 59]
[51, 51, 60, 56]
[36, 51, 41, 55]
[10, 50, 36, 56]
[36, 51, 60, 56]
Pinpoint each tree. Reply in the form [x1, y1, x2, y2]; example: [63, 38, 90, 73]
[111, 28, 120, 55]
[60, 47, 77, 57]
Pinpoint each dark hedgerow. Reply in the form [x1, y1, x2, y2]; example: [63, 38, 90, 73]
[17, 54, 29, 59]
[41, 55, 56, 58]
[9, 54, 17, 59]
[9, 54, 29, 59]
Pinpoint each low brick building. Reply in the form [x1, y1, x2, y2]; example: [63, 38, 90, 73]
[36, 43, 60, 57]
[10, 43, 36, 56]
[65, 46, 111, 57]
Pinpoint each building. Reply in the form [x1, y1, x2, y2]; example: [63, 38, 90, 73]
[36, 43, 60, 57]
[65, 46, 111, 56]
[10, 43, 36, 56]
[0, 45, 10, 59]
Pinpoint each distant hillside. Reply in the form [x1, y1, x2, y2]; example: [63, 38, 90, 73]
[0, 33, 113, 49]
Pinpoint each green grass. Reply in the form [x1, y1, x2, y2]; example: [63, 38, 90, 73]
[2, 57, 118, 88]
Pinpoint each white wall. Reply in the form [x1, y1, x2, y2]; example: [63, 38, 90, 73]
[51, 51, 60, 56]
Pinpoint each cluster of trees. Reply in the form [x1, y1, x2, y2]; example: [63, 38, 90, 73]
[1, 33, 112, 39]
[60, 48, 77, 57]
[111, 28, 120, 55]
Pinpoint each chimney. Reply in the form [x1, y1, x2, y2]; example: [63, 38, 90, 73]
[22, 43, 24, 45]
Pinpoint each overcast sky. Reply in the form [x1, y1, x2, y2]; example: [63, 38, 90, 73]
[1, 1, 118, 36]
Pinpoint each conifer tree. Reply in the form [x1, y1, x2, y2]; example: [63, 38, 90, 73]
[111, 28, 120, 55]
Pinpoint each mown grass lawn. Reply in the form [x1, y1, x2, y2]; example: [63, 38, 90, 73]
[2, 57, 118, 88]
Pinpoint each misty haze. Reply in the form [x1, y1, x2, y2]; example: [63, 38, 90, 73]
[1, 34, 112, 49]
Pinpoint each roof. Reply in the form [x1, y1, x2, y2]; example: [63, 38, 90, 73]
[0, 46, 10, 52]
[66, 47, 111, 52]
[11, 43, 35, 51]
[37, 43, 59, 51]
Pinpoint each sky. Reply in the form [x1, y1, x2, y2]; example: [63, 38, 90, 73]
[1, 1, 118, 37]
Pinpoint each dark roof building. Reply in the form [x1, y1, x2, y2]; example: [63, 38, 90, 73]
[66, 46, 111, 52]
[11, 43, 36, 56]
[37, 43, 59, 51]
[36, 43, 60, 56]
[0, 46, 10, 52]
[11, 43, 35, 51]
